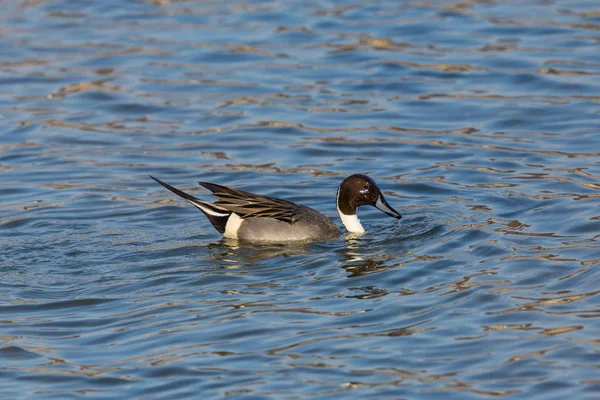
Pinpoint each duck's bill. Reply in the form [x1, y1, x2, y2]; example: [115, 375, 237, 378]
[375, 195, 402, 219]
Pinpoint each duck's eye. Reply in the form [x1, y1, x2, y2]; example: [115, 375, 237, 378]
[363, 185, 369, 190]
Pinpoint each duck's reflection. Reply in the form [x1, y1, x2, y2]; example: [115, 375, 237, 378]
[204, 237, 315, 268]
[199, 216, 443, 278]
[337, 235, 396, 277]
[337, 217, 446, 277]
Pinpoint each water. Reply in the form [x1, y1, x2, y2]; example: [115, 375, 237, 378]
[1, 0, 600, 398]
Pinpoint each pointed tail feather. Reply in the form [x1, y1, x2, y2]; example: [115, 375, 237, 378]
[150, 175, 230, 233]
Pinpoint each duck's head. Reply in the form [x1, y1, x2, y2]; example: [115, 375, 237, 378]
[336, 174, 401, 234]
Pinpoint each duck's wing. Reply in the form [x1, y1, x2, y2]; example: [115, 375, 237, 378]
[198, 182, 302, 224]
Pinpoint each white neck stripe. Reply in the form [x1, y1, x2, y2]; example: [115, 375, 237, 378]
[338, 209, 365, 233]
[336, 188, 365, 233]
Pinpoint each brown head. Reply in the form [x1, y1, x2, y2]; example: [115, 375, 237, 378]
[337, 174, 402, 220]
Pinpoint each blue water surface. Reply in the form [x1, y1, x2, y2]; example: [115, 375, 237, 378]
[1, 0, 600, 398]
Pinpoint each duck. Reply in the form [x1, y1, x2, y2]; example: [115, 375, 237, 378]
[150, 174, 401, 242]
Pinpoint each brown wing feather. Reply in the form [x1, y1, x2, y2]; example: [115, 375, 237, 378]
[198, 181, 302, 223]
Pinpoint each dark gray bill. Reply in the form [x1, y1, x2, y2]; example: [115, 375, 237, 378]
[375, 195, 402, 219]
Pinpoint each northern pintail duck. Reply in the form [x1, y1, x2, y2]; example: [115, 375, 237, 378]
[150, 174, 401, 242]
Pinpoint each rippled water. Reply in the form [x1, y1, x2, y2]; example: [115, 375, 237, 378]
[2, 0, 600, 398]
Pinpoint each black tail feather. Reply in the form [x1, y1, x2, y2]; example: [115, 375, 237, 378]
[150, 175, 230, 234]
